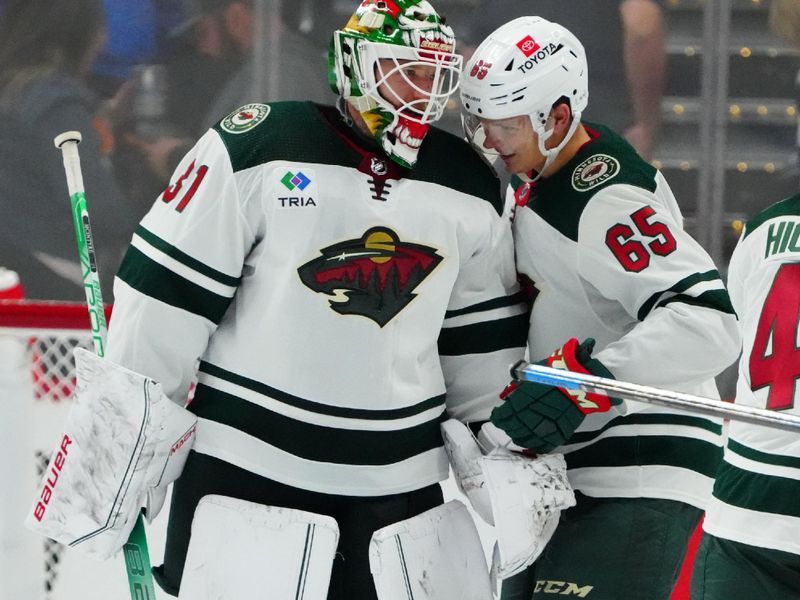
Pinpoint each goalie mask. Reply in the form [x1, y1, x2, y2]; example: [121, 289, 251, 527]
[460, 17, 588, 178]
[329, 0, 463, 168]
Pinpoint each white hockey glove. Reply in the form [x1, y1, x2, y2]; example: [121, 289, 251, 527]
[441, 419, 576, 583]
[26, 349, 197, 560]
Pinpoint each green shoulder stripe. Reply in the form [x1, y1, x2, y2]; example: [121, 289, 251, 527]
[530, 122, 657, 241]
[636, 270, 734, 321]
[136, 226, 241, 287]
[409, 127, 504, 216]
[212, 101, 360, 173]
[743, 193, 800, 240]
[577, 122, 658, 195]
[212, 103, 503, 214]
[117, 246, 232, 323]
[656, 290, 736, 316]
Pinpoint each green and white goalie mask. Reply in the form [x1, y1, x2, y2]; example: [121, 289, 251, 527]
[460, 16, 588, 178]
[329, 0, 462, 168]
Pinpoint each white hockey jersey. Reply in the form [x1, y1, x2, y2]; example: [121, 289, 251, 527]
[703, 194, 800, 555]
[511, 123, 740, 508]
[106, 102, 528, 497]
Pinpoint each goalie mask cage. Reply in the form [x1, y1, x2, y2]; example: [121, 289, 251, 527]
[0, 300, 127, 600]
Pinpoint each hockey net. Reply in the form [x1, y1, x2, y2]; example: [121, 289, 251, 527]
[0, 300, 110, 599]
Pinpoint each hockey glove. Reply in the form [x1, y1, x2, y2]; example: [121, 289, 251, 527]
[490, 338, 620, 453]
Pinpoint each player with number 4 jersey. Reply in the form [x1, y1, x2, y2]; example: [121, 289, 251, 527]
[691, 194, 800, 599]
[461, 16, 740, 600]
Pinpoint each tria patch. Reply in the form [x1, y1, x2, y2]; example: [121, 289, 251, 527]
[281, 170, 311, 191]
[297, 227, 442, 327]
[276, 168, 318, 208]
[571, 154, 621, 192]
[220, 103, 271, 134]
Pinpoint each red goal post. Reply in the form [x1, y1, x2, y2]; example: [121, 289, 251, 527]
[0, 300, 112, 599]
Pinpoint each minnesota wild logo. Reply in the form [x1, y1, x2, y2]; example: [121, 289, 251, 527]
[571, 154, 620, 192]
[298, 227, 442, 326]
[220, 103, 271, 134]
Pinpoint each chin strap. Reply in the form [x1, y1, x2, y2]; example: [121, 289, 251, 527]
[525, 112, 583, 183]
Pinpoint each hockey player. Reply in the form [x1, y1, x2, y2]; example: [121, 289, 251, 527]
[460, 17, 740, 599]
[104, 0, 528, 598]
[690, 194, 800, 599]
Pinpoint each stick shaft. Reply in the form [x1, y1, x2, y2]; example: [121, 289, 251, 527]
[513, 362, 800, 433]
[56, 138, 108, 356]
[55, 131, 155, 598]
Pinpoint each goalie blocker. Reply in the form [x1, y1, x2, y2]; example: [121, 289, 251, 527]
[26, 349, 197, 559]
[441, 419, 576, 584]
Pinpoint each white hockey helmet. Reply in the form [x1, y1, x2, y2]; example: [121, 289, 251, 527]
[460, 16, 588, 176]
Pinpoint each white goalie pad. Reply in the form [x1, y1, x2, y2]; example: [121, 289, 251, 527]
[369, 500, 492, 600]
[25, 348, 197, 560]
[179, 496, 339, 600]
[441, 419, 576, 583]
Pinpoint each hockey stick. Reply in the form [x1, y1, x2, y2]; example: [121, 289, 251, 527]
[54, 131, 156, 599]
[511, 361, 800, 433]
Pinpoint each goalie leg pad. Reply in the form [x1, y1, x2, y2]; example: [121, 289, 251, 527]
[178, 495, 339, 600]
[25, 348, 197, 559]
[368, 500, 492, 600]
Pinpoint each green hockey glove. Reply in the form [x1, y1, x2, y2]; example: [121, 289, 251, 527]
[490, 338, 620, 453]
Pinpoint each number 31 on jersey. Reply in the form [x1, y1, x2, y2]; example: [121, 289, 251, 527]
[161, 160, 209, 213]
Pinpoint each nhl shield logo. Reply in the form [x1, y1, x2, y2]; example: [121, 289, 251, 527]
[370, 157, 388, 176]
[571, 154, 621, 192]
[220, 103, 271, 134]
[297, 227, 442, 326]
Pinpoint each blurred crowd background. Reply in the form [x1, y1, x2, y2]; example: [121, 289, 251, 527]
[1, 0, 799, 302]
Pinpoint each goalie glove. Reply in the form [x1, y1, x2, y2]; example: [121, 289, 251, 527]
[490, 338, 621, 453]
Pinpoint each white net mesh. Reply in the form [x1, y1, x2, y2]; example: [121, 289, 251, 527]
[0, 301, 98, 599]
[30, 334, 93, 402]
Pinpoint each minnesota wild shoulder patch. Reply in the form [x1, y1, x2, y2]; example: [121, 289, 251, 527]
[571, 154, 620, 192]
[220, 103, 271, 134]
